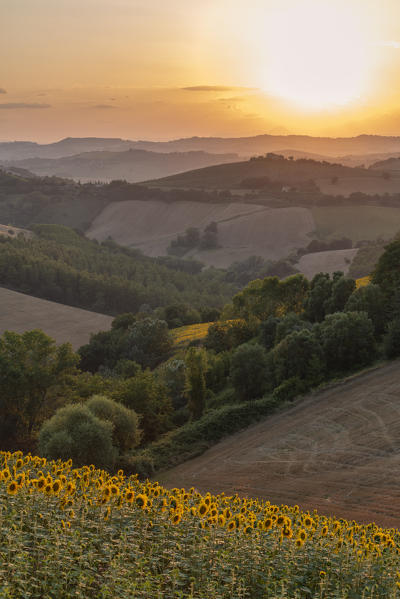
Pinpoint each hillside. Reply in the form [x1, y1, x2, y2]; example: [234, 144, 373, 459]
[3, 149, 240, 183]
[370, 156, 400, 171]
[146, 154, 400, 196]
[0, 286, 113, 348]
[159, 361, 400, 527]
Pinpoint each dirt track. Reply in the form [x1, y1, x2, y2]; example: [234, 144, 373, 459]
[159, 362, 400, 527]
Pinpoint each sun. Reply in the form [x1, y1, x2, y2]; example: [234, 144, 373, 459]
[255, 3, 371, 110]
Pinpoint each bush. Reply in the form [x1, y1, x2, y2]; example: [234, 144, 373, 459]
[272, 329, 325, 388]
[271, 377, 307, 403]
[115, 453, 155, 479]
[142, 395, 279, 471]
[39, 404, 116, 470]
[86, 395, 141, 452]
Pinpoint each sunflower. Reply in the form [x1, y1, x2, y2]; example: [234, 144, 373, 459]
[7, 480, 18, 495]
[125, 490, 135, 503]
[264, 518, 273, 530]
[171, 512, 182, 525]
[110, 484, 119, 497]
[15, 459, 23, 469]
[227, 519, 236, 531]
[295, 538, 304, 548]
[52, 479, 62, 495]
[298, 529, 307, 542]
[198, 502, 208, 517]
[135, 494, 148, 509]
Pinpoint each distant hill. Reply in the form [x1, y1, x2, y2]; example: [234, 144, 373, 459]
[3, 149, 240, 183]
[0, 286, 113, 349]
[369, 157, 400, 171]
[4, 134, 400, 162]
[145, 154, 389, 192]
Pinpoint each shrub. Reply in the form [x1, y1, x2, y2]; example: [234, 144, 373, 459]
[271, 377, 307, 403]
[38, 404, 116, 470]
[86, 395, 141, 452]
[115, 453, 155, 479]
[272, 329, 325, 388]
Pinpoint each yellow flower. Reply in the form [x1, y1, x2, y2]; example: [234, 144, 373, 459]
[171, 512, 182, 525]
[52, 479, 62, 495]
[198, 502, 209, 517]
[7, 480, 18, 495]
[135, 494, 148, 509]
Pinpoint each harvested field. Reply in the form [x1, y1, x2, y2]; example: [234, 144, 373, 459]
[316, 174, 400, 196]
[311, 205, 400, 241]
[87, 200, 315, 267]
[159, 361, 400, 527]
[297, 248, 358, 279]
[0, 287, 113, 349]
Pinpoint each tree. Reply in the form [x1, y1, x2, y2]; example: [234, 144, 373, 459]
[185, 347, 208, 419]
[274, 312, 311, 345]
[383, 318, 400, 358]
[86, 395, 141, 452]
[114, 370, 172, 443]
[230, 343, 267, 401]
[0, 330, 79, 445]
[315, 311, 376, 374]
[125, 318, 173, 369]
[272, 329, 325, 388]
[38, 404, 116, 469]
[345, 284, 386, 337]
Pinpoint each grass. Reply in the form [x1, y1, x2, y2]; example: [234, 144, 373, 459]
[1, 450, 400, 598]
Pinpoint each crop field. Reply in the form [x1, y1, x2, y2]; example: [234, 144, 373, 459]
[1, 450, 400, 598]
[0, 287, 113, 349]
[311, 206, 400, 242]
[160, 361, 400, 529]
[171, 322, 213, 346]
[297, 248, 358, 279]
[87, 200, 315, 268]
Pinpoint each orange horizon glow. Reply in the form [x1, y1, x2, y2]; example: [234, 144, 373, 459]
[1, 0, 400, 142]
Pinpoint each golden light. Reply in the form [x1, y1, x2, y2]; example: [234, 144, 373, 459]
[253, 2, 371, 110]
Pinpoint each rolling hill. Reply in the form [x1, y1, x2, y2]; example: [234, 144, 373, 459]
[159, 361, 400, 527]
[3, 149, 240, 183]
[0, 287, 113, 349]
[146, 154, 400, 196]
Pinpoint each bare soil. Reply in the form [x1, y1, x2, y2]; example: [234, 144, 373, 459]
[297, 248, 358, 279]
[0, 287, 113, 349]
[159, 362, 400, 527]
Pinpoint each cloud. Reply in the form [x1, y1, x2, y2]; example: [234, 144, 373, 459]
[0, 103, 51, 109]
[182, 85, 240, 92]
[376, 40, 400, 49]
[89, 104, 115, 109]
[0, 88, 6, 94]
[218, 96, 246, 103]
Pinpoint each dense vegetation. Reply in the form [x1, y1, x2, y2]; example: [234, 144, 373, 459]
[0, 224, 235, 315]
[2, 450, 400, 598]
[2, 235, 400, 480]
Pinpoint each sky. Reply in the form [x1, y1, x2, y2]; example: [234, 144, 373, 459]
[2, 0, 400, 142]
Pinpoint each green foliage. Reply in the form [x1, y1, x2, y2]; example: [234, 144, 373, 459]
[233, 274, 309, 321]
[0, 330, 79, 445]
[184, 347, 208, 420]
[38, 404, 116, 469]
[305, 272, 355, 322]
[125, 318, 173, 369]
[345, 284, 387, 336]
[0, 224, 235, 316]
[272, 329, 325, 388]
[315, 311, 376, 374]
[230, 343, 268, 400]
[205, 319, 253, 352]
[258, 315, 280, 351]
[114, 370, 172, 444]
[271, 377, 307, 403]
[383, 318, 400, 358]
[86, 395, 141, 452]
[143, 395, 278, 471]
[274, 312, 311, 344]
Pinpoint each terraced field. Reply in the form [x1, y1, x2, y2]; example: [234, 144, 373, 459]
[0, 287, 113, 348]
[160, 361, 400, 527]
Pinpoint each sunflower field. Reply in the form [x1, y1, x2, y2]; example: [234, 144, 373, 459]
[1, 451, 400, 598]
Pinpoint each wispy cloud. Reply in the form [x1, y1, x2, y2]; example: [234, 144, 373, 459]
[0, 89, 6, 94]
[0, 103, 51, 109]
[182, 85, 239, 92]
[89, 104, 115, 109]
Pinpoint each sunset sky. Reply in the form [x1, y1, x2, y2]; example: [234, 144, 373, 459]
[2, 0, 400, 142]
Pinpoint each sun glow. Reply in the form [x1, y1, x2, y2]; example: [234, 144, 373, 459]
[254, 3, 371, 110]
